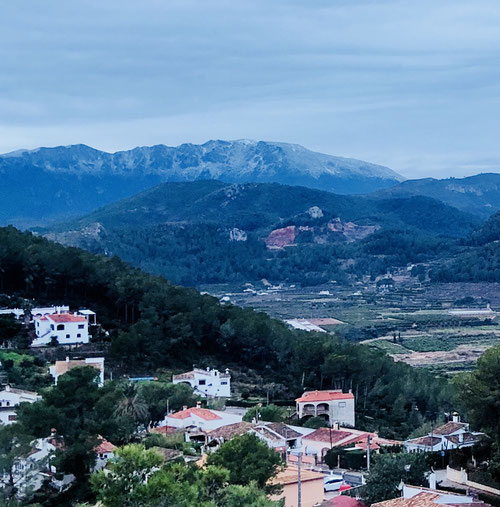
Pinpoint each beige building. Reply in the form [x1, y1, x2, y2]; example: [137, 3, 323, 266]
[296, 390, 355, 427]
[269, 465, 325, 507]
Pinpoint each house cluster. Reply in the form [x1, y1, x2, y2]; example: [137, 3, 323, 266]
[0, 428, 116, 495]
[403, 414, 484, 453]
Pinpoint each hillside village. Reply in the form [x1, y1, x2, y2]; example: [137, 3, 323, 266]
[0, 302, 497, 505]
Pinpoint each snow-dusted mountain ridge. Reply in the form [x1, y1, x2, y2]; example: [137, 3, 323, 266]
[0, 139, 403, 227]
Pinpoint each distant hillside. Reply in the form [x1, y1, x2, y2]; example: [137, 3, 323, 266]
[0, 140, 403, 227]
[372, 173, 500, 218]
[431, 210, 500, 283]
[46, 181, 479, 285]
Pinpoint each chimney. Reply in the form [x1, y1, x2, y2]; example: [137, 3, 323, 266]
[182, 405, 187, 411]
[5, 384, 10, 392]
[196, 401, 201, 408]
[66, 356, 70, 362]
[333, 421, 339, 430]
[452, 412, 460, 423]
[50, 428, 57, 436]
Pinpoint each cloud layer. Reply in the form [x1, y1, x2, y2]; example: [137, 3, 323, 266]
[2, 0, 500, 178]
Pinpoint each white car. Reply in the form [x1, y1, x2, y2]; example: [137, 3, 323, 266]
[324, 474, 344, 492]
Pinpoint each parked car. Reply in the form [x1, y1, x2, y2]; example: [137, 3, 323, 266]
[324, 473, 344, 492]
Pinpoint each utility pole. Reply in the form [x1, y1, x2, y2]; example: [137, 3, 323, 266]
[367, 435, 371, 471]
[297, 451, 302, 507]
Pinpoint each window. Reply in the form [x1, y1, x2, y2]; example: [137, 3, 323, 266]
[77, 334, 81, 338]
[6, 401, 9, 406]
[57, 324, 65, 331]
[78, 324, 85, 329]
[339, 402, 346, 408]
[221, 381, 228, 385]
[198, 380, 206, 385]
[8, 415, 16, 421]
[66, 334, 70, 338]
[50, 324, 54, 330]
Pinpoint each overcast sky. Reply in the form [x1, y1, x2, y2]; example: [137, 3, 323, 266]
[1, 0, 500, 178]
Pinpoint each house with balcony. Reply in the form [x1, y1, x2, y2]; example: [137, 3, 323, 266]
[296, 390, 355, 426]
[172, 367, 231, 398]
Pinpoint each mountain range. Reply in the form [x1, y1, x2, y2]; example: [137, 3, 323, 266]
[0, 140, 403, 227]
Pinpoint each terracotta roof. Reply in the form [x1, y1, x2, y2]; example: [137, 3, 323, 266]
[260, 423, 302, 440]
[47, 313, 87, 323]
[433, 422, 468, 435]
[374, 493, 441, 507]
[323, 496, 366, 507]
[445, 432, 482, 445]
[406, 436, 441, 447]
[150, 426, 179, 434]
[208, 422, 254, 440]
[53, 359, 103, 376]
[95, 436, 116, 454]
[296, 390, 354, 403]
[269, 465, 325, 486]
[168, 407, 222, 421]
[303, 428, 355, 444]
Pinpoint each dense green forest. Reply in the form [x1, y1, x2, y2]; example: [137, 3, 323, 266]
[44, 181, 478, 285]
[431, 210, 500, 282]
[0, 226, 453, 438]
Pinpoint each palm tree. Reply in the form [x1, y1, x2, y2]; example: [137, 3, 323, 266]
[114, 384, 149, 425]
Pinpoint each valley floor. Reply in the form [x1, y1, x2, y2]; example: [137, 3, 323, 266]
[200, 280, 500, 377]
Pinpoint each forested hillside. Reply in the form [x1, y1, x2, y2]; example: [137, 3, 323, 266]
[431, 211, 500, 282]
[0, 226, 452, 438]
[45, 181, 479, 285]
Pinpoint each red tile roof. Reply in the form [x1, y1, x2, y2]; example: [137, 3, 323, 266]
[433, 422, 468, 435]
[406, 436, 441, 447]
[48, 313, 87, 323]
[95, 436, 116, 454]
[296, 390, 354, 403]
[150, 426, 179, 434]
[324, 495, 366, 507]
[168, 407, 222, 421]
[303, 428, 354, 443]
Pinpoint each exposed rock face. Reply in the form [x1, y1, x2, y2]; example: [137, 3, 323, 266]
[265, 226, 297, 249]
[306, 206, 324, 218]
[229, 228, 247, 241]
[264, 219, 378, 249]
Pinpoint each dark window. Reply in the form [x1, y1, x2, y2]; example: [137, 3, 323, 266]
[57, 324, 65, 331]
[221, 381, 228, 385]
[66, 334, 70, 338]
[8, 415, 16, 421]
[77, 334, 81, 338]
[198, 380, 206, 385]
[78, 324, 85, 329]
[50, 324, 54, 330]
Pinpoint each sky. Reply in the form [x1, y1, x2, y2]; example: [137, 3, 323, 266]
[1, 0, 500, 179]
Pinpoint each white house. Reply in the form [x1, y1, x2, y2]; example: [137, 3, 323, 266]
[33, 312, 89, 346]
[0, 385, 40, 425]
[172, 368, 231, 398]
[296, 390, 355, 427]
[404, 417, 484, 453]
[94, 436, 117, 471]
[160, 404, 242, 432]
[49, 357, 105, 386]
